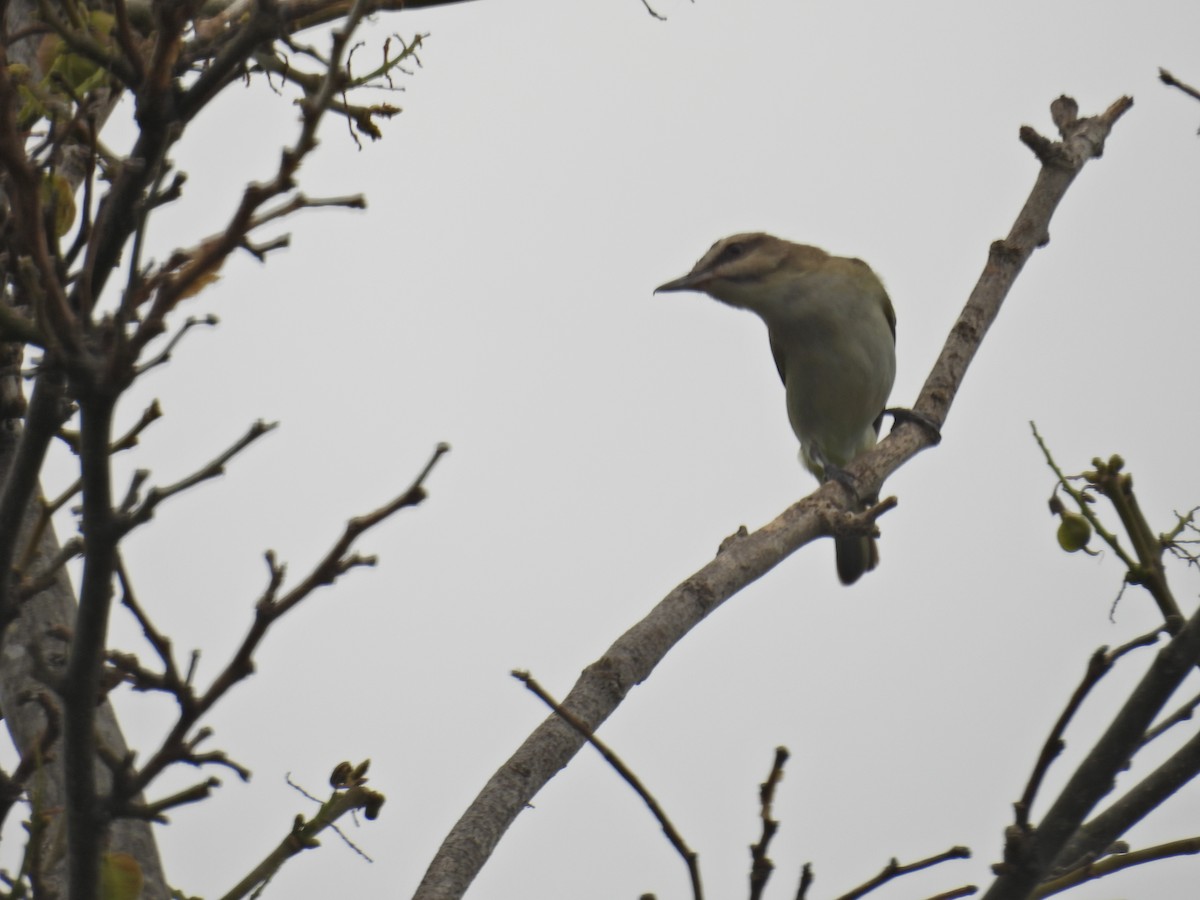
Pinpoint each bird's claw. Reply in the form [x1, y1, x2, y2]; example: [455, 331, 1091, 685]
[885, 407, 942, 445]
[822, 461, 862, 503]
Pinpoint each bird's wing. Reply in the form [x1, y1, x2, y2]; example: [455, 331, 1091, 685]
[847, 258, 897, 344]
[768, 331, 787, 385]
[882, 292, 897, 343]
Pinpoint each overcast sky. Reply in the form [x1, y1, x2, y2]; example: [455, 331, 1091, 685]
[26, 1, 1200, 897]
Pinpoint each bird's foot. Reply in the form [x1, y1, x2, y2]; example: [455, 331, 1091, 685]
[885, 407, 942, 445]
[822, 461, 862, 503]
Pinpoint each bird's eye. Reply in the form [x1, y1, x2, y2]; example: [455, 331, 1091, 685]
[717, 243, 744, 265]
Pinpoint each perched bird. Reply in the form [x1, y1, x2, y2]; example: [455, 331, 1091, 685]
[655, 232, 896, 585]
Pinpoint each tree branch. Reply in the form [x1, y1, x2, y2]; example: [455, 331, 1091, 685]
[121, 418, 278, 531]
[1013, 628, 1163, 830]
[412, 95, 1132, 900]
[984, 599, 1200, 899]
[215, 763, 384, 900]
[1050, 724, 1200, 873]
[0, 373, 68, 628]
[62, 389, 119, 900]
[749, 747, 788, 900]
[120, 442, 448, 799]
[834, 847, 972, 900]
[1159, 68, 1200, 104]
[1033, 836, 1200, 897]
[514, 670, 702, 900]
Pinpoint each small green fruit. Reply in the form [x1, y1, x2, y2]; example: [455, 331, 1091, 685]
[1057, 513, 1092, 553]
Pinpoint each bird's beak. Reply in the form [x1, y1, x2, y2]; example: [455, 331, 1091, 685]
[654, 271, 707, 294]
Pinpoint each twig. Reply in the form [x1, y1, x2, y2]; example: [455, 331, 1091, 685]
[983, 599, 1200, 900]
[113, 553, 187, 700]
[186, 749, 252, 782]
[1051, 722, 1200, 871]
[0, 692, 64, 886]
[122, 419, 278, 530]
[109, 0, 146, 87]
[1159, 68, 1200, 104]
[833, 847, 971, 900]
[640, 0, 667, 21]
[118, 777, 220, 822]
[1141, 688, 1200, 747]
[1034, 836, 1200, 897]
[749, 747, 788, 900]
[217, 771, 384, 900]
[1013, 628, 1164, 829]
[921, 888, 978, 900]
[1031, 423, 1137, 570]
[1036, 426, 1185, 629]
[287, 768, 374, 860]
[120, 148, 181, 331]
[794, 863, 814, 900]
[1085, 455, 1183, 629]
[135, 314, 219, 375]
[1163, 507, 1200, 568]
[254, 440, 450, 619]
[121, 442, 449, 799]
[0, 373, 68, 628]
[514, 670, 702, 900]
[16, 535, 85, 600]
[129, 0, 377, 355]
[10, 691, 62, 785]
[247, 192, 366, 229]
[19, 399, 163, 577]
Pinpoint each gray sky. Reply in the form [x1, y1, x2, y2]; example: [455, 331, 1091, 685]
[31, 1, 1200, 897]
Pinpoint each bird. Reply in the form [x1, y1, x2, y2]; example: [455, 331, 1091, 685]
[655, 232, 896, 585]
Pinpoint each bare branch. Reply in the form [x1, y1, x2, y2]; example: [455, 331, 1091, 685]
[414, 95, 1133, 900]
[833, 847, 971, 900]
[1032, 423, 1136, 568]
[135, 314, 219, 375]
[0, 374, 69, 628]
[118, 777, 221, 823]
[215, 763, 384, 900]
[112, 554, 190, 704]
[120, 442, 449, 799]
[130, 2, 380, 355]
[749, 747, 788, 900]
[15, 535, 85, 600]
[122, 419, 278, 530]
[921, 888, 979, 900]
[1141, 689, 1200, 747]
[1013, 628, 1164, 830]
[63, 390, 121, 898]
[0, 691, 63, 838]
[1159, 68, 1200, 104]
[514, 670, 702, 900]
[1034, 836, 1200, 897]
[984, 600, 1200, 900]
[794, 863, 814, 900]
[1086, 455, 1184, 628]
[17, 400, 163, 581]
[1051, 723, 1200, 873]
[641, 0, 668, 21]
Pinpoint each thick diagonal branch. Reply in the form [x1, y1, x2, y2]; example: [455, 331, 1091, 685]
[412, 95, 1133, 900]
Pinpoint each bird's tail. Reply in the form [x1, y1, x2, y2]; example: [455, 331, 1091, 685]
[835, 535, 878, 586]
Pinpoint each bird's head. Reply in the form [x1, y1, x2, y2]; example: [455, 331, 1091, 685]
[655, 232, 827, 314]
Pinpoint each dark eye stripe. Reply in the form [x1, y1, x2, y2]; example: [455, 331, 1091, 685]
[716, 242, 744, 265]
